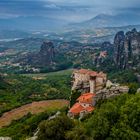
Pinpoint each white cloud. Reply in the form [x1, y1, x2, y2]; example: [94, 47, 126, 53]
[44, 3, 61, 9]
[0, 0, 140, 22]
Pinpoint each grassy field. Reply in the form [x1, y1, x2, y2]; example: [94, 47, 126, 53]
[0, 99, 69, 128]
[22, 69, 73, 79]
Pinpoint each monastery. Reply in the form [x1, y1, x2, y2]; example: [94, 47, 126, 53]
[68, 69, 107, 118]
[68, 69, 129, 118]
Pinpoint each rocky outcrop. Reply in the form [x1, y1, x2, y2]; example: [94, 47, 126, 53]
[114, 28, 140, 69]
[71, 69, 129, 104]
[95, 84, 129, 101]
[38, 42, 55, 66]
[125, 28, 140, 68]
[114, 31, 125, 69]
[137, 88, 140, 93]
[21, 41, 55, 67]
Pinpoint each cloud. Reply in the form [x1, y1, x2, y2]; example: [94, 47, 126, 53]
[44, 3, 61, 10]
[0, 0, 140, 22]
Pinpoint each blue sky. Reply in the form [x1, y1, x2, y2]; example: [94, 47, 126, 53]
[0, 0, 140, 22]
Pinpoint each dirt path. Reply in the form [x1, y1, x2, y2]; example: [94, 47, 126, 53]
[0, 100, 69, 128]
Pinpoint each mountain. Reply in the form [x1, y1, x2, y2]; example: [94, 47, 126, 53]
[69, 13, 140, 29]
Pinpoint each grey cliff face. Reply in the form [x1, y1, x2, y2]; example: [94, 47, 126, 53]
[39, 42, 55, 66]
[114, 31, 125, 69]
[114, 28, 140, 69]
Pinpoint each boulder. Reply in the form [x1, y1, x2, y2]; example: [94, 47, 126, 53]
[106, 80, 113, 88]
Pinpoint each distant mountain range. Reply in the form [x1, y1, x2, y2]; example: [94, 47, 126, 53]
[0, 13, 140, 32]
[68, 13, 140, 29]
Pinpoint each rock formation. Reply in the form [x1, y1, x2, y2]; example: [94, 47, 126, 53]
[71, 69, 129, 102]
[114, 31, 125, 69]
[114, 28, 140, 69]
[95, 84, 129, 101]
[38, 42, 55, 66]
[20, 41, 55, 67]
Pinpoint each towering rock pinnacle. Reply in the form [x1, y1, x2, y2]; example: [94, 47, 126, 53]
[114, 31, 125, 69]
[39, 41, 55, 66]
[124, 28, 140, 68]
[114, 29, 140, 69]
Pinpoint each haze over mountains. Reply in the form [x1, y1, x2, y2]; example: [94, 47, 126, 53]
[70, 13, 140, 29]
[0, 16, 67, 31]
[0, 0, 140, 31]
[0, 13, 140, 31]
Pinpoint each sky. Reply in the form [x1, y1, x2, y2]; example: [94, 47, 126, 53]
[0, 0, 140, 22]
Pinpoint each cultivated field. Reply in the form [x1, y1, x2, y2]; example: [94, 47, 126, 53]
[0, 100, 69, 128]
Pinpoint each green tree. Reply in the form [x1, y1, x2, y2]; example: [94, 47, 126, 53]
[70, 90, 81, 107]
[37, 114, 75, 140]
[128, 83, 139, 94]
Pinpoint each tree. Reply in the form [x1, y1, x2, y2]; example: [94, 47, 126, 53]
[66, 125, 91, 140]
[37, 114, 75, 140]
[128, 83, 139, 94]
[110, 94, 140, 139]
[70, 90, 81, 107]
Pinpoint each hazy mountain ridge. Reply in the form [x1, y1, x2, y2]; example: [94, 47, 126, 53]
[69, 13, 140, 29]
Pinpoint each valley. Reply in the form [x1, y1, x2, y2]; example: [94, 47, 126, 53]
[0, 25, 140, 140]
[1, 0, 140, 139]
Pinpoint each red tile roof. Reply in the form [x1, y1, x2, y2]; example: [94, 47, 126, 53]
[69, 103, 95, 115]
[77, 93, 96, 103]
[75, 69, 98, 77]
[69, 103, 84, 114]
[74, 69, 106, 78]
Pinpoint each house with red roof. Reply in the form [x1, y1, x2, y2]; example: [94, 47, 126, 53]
[68, 93, 96, 118]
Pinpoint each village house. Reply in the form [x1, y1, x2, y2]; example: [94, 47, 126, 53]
[68, 93, 96, 118]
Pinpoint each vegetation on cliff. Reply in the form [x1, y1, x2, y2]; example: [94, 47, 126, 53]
[37, 93, 140, 140]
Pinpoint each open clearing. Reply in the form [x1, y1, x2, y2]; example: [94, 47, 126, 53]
[22, 69, 73, 79]
[0, 100, 69, 128]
